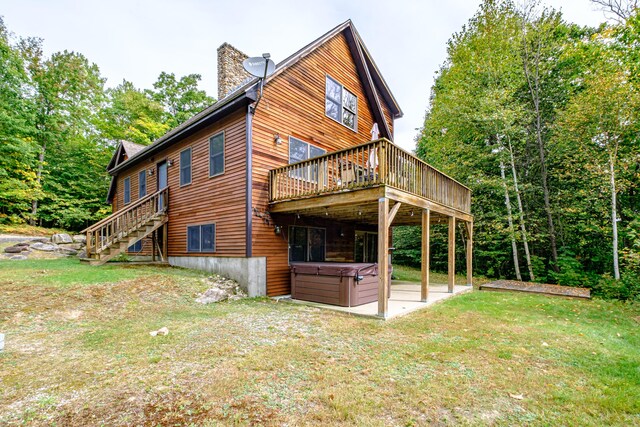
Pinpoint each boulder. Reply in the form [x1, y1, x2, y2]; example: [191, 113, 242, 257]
[196, 287, 232, 304]
[30, 242, 58, 252]
[57, 247, 78, 255]
[4, 246, 23, 254]
[10, 255, 28, 260]
[58, 243, 83, 250]
[51, 233, 73, 244]
[72, 235, 86, 244]
[77, 249, 87, 259]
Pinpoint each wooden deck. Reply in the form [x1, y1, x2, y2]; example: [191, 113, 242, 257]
[268, 138, 471, 222]
[268, 138, 474, 318]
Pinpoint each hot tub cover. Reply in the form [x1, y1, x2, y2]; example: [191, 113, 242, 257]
[290, 262, 379, 278]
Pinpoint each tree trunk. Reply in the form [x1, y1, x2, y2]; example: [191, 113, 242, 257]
[521, 29, 560, 271]
[508, 137, 535, 280]
[610, 152, 620, 280]
[501, 161, 522, 280]
[30, 143, 46, 226]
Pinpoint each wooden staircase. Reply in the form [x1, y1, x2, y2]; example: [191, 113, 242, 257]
[82, 188, 169, 265]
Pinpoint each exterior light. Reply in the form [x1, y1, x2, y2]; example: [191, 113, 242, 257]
[274, 133, 283, 145]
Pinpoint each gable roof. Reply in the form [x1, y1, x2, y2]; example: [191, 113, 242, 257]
[106, 140, 146, 171]
[109, 19, 402, 176]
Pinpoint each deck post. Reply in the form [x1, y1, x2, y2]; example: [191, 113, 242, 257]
[162, 224, 168, 262]
[152, 230, 156, 262]
[421, 209, 430, 302]
[377, 197, 390, 318]
[448, 216, 456, 293]
[466, 221, 473, 286]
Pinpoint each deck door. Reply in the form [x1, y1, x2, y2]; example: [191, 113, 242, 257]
[157, 160, 168, 210]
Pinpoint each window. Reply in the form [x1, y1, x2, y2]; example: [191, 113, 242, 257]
[355, 231, 378, 263]
[128, 240, 142, 252]
[209, 132, 224, 177]
[138, 170, 146, 198]
[288, 137, 326, 181]
[187, 224, 215, 252]
[180, 148, 192, 186]
[289, 226, 326, 262]
[123, 177, 131, 204]
[325, 76, 358, 130]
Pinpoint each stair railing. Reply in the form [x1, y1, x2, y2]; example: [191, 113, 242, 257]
[83, 187, 168, 258]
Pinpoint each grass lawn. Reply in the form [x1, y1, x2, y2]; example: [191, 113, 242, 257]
[1, 259, 639, 426]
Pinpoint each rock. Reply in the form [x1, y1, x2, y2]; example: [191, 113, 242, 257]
[51, 233, 73, 244]
[196, 287, 231, 304]
[58, 243, 83, 250]
[76, 249, 87, 259]
[30, 242, 58, 252]
[4, 246, 23, 254]
[72, 235, 86, 244]
[10, 255, 28, 260]
[150, 327, 169, 337]
[57, 247, 78, 255]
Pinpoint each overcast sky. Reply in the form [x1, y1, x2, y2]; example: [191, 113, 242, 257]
[1, 0, 606, 150]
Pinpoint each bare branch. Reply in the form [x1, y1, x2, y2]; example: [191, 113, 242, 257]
[590, 0, 639, 23]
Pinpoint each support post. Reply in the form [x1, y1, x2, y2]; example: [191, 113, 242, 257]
[152, 230, 156, 262]
[162, 224, 168, 262]
[421, 209, 430, 302]
[466, 221, 473, 286]
[377, 197, 390, 318]
[448, 216, 456, 293]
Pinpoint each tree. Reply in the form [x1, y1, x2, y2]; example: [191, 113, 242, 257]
[590, 0, 639, 23]
[0, 18, 39, 223]
[555, 23, 640, 280]
[149, 72, 214, 128]
[98, 80, 168, 146]
[19, 38, 107, 226]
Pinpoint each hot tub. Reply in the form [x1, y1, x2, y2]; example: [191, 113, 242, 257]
[290, 262, 391, 307]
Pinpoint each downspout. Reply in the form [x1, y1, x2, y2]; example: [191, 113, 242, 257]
[246, 106, 253, 257]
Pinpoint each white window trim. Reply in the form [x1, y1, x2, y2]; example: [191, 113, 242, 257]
[325, 74, 358, 132]
[209, 131, 225, 178]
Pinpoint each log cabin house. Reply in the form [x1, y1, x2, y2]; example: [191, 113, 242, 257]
[84, 20, 473, 318]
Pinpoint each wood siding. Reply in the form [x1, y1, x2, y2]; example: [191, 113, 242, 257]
[113, 109, 247, 258]
[251, 32, 396, 295]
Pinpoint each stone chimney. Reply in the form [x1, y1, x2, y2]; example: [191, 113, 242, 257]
[217, 43, 251, 100]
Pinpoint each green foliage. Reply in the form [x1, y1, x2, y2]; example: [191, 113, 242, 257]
[0, 17, 215, 231]
[407, 1, 640, 299]
[149, 71, 214, 128]
[98, 80, 168, 145]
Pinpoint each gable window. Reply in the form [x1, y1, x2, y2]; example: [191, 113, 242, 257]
[138, 170, 146, 198]
[123, 177, 131, 204]
[289, 137, 326, 181]
[180, 148, 192, 186]
[325, 75, 358, 131]
[187, 224, 215, 252]
[289, 226, 326, 262]
[209, 132, 224, 177]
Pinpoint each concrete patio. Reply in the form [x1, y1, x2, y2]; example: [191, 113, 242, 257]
[280, 281, 473, 320]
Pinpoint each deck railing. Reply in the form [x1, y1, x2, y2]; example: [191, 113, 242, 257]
[269, 138, 471, 213]
[83, 187, 168, 257]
